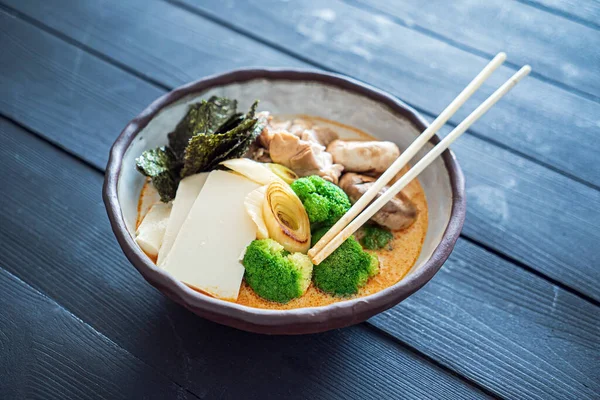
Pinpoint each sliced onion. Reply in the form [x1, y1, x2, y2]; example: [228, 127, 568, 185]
[220, 158, 284, 185]
[266, 163, 298, 184]
[244, 185, 269, 239]
[263, 181, 311, 253]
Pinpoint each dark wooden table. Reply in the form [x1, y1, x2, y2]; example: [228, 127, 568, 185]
[1, 0, 599, 398]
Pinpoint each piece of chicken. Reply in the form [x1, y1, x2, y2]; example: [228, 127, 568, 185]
[269, 132, 343, 183]
[291, 119, 338, 146]
[262, 118, 339, 147]
[327, 140, 400, 174]
[339, 173, 417, 230]
[300, 126, 339, 147]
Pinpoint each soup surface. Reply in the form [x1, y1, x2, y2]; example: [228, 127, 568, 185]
[138, 115, 428, 309]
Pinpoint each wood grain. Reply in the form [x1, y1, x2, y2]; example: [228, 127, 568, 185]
[519, 0, 600, 29]
[0, 118, 489, 400]
[0, 268, 194, 400]
[1, 7, 599, 300]
[0, 9, 162, 169]
[371, 238, 600, 400]
[453, 129, 600, 300]
[0, 0, 304, 168]
[171, 0, 600, 189]
[1, 0, 306, 88]
[350, 0, 600, 98]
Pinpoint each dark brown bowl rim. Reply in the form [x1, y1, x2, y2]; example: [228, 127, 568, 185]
[103, 68, 466, 332]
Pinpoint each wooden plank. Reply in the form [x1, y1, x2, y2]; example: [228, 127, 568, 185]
[0, 2, 303, 169]
[350, 0, 600, 99]
[371, 238, 600, 400]
[520, 0, 600, 29]
[0, 268, 193, 400]
[170, 0, 600, 189]
[1, 0, 306, 91]
[1, 7, 599, 300]
[2, 118, 598, 400]
[0, 10, 161, 169]
[452, 131, 600, 300]
[0, 118, 489, 400]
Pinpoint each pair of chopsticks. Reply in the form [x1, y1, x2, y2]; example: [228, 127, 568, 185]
[309, 52, 530, 265]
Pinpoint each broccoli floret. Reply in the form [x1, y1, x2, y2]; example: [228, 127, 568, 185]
[290, 176, 351, 228]
[366, 252, 379, 277]
[310, 227, 379, 296]
[242, 239, 313, 303]
[357, 224, 394, 250]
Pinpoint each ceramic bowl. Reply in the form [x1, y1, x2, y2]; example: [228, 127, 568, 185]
[103, 69, 465, 334]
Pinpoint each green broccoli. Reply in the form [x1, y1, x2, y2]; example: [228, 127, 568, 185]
[311, 227, 379, 296]
[242, 239, 313, 303]
[290, 176, 352, 228]
[357, 224, 394, 250]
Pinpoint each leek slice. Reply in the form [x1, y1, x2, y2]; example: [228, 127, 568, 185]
[244, 185, 269, 239]
[220, 158, 284, 185]
[266, 163, 298, 184]
[263, 181, 311, 253]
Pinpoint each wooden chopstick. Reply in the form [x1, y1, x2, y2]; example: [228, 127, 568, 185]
[308, 52, 507, 262]
[310, 64, 531, 265]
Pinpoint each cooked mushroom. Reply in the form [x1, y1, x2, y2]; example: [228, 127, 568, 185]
[269, 132, 344, 183]
[339, 173, 417, 230]
[327, 140, 400, 174]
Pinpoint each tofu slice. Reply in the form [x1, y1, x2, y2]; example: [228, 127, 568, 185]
[162, 171, 260, 301]
[157, 173, 209, 266]
[137, 179, 161, 229]
[135, 202, 172, 259]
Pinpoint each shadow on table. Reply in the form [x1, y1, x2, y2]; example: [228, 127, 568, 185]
[125, 296, 369, 399]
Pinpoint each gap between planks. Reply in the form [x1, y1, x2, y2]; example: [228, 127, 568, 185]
[0, 3, 171, 93]
[339, 0, 600, 104]
[460, 235, 600, 308]
[0, 113, 105, 175]
[513, 0, 600, 31]
[411, 107, 600, 193]
[362, 323, 502, 400]
[0, 260, 204, 400]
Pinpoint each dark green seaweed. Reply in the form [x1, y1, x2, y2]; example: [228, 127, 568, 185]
[135, 146, 179, 202]
[215, 112, 244, 134]
[181, 118, 257, 177]
[168, 96, 237, 159]
[137, 97, 262, 198]
[180, 100, 262, 177]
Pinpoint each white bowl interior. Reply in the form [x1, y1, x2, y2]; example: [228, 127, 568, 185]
[119, 79, 452, 278]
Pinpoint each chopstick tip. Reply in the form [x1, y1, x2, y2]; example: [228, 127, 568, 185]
[514, 65, 532, 81]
